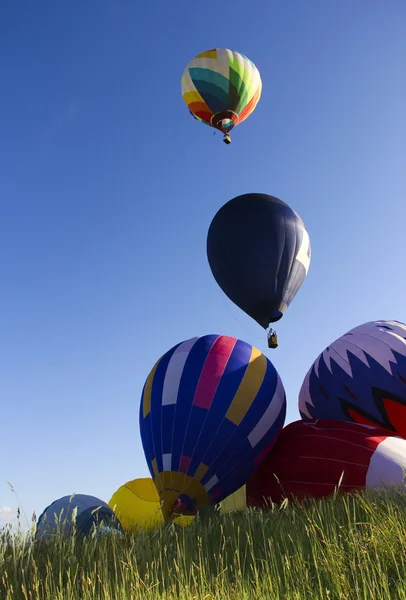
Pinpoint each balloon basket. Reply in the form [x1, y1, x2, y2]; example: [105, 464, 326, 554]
[223, 134, 231, 145]
[267, 330, 278, 349]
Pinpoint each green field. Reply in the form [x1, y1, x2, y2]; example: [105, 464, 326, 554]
[2, 488, 406, 600]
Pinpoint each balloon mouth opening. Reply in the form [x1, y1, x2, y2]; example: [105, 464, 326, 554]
[171, 494, 197, 516]
[220, 119, 234, 132]
[269, 310, 283, 323]
[211, 110, 239, 132]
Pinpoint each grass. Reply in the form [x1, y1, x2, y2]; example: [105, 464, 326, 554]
[2, 488, 406, 600]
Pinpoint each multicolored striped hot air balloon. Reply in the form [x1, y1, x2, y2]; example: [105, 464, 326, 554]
[181, 48, 262, 144]
[139, 334, 286, 521]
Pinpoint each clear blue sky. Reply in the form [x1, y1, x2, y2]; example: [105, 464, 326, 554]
[1, 0, 405, 528]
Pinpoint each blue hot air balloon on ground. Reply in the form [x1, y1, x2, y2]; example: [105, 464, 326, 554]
[299, 320, 406, 439]
[139, 334, 286, 522]
[206, 193, 311, 348]
[35, 494, 123, 541]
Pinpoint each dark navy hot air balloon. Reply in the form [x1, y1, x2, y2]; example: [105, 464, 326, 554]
[139, 334, 286, 521]
[206, 194, 311, 348]
[299, 320, 406, 439]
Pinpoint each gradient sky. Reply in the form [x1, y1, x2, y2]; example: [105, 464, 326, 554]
[1, 0, 405, 528]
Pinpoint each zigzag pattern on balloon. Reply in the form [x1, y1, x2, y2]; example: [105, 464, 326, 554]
[299, 320, 406, 436]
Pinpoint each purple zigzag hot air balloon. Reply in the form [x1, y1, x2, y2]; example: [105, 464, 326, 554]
[299, 320, 406, 438]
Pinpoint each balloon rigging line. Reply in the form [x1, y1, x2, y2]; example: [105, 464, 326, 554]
[217, 288, 264, 340]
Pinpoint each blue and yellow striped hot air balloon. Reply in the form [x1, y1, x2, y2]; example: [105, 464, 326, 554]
[181, 48, 262, 144]
[139, 334, 286, 521]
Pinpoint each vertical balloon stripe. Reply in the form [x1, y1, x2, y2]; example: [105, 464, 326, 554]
[211, 444, 255, 501]
[161, 404, 176, 455]
[197, 420, 237, 487]
[278, 218, 303, 306]
[193, 336, 237, 409]
[226, 348, 267, 425]
[142, 358, 161, 417]
[216, 405, 285, 489]
[185, 339, 252, 477]
[248, 376, 286, 447]
[194, 345, 280, 489]
[179, 455, 191, 474]
[228, 55, 245, 78]
[296, 227, 311, 273]
[170, 336, 218, 472]
[162, 453, 172, 471]
[228, 67, 245, 109]
[141, 415, 155, 476]
[151, 458, 158, 479]
[180, 406, 211, 463]
[177, 337, 242, 476]
[195, 463, 209, 481]
[204, 475, 219, 492]
[215, 409, 285, 502]
[162, 337, 200, 406]
[151, 348, 179, 475]
[239, 83, 262, 122]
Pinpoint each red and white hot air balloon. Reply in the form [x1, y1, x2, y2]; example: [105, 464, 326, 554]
[246, 419, 406, 506]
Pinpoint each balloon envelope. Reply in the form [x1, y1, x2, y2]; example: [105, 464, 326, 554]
[108, 478, 193, 531]
[246, 419, 406, 506]
[220, 485, 247, 514]
[207, 194, 311, 329]
[181, 48, 262, 136]
[35, 494, 122, 540]
[299, 320, 406, 437]
[139, 334, 286, 520]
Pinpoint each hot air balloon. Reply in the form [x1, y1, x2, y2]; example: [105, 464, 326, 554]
[108, 478, 194, 531]
[207, 194, 311, 348]
[181, 48, 262, 144]
[139, 334, 286, 521]
[35, 494, 123, 541]
[299, 320, 406, 438]
[246, 419, 406, 506]
[220, 484, 247, 514]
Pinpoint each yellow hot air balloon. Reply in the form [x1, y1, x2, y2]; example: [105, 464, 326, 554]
[109, 478, 247, 532]
[220, 485, 247, 514]
[108, 478, 194, 531]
